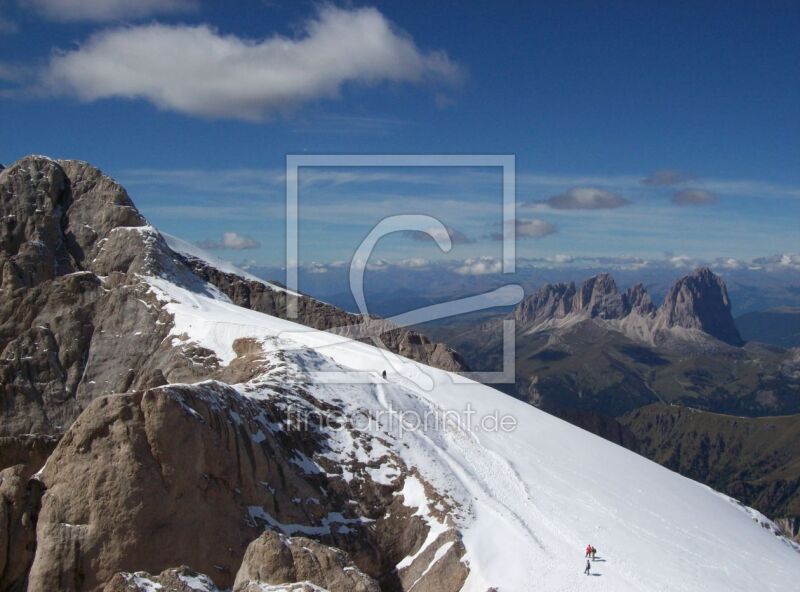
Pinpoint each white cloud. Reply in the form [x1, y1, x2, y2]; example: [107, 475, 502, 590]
[752, 253, 800, 270]
[667, 255, 698, 268]
[38, 6, 461, 120]
[718, 257, 743, 270]
[197, 231, 261, 250]
[23, 0, 197, 22]
[397, 257, 431, 269]
[453, 256, 502, 275]
[537, 187, 630, 210]
[488, 218, 556, 240]
[672, 188, 717, 205]
[306, 262, 329, 274]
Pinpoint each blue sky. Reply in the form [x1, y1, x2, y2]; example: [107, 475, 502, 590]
[1, 0, 799, 270]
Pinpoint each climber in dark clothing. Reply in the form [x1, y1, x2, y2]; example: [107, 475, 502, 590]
[381, 370, 387, 379]
[584, 559, 591, 575]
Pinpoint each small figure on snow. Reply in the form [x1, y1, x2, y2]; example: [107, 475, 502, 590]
[381, 370, 387, 379]
[584, 559, 591, 575]
[591, 546, 597, 560]
[585, 544, 592, 558]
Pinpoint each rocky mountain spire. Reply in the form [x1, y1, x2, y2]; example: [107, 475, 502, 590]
[512, 281, 576, 325]
[654, 267, 744, 346]
[574, 273, 627, 319]
[623, 283, 656, 315]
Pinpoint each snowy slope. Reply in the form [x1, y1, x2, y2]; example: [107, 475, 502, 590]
[147, 275, 800, 592]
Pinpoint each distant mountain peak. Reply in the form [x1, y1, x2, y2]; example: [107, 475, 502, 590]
[654, 266, 743, 346]
[514, 268, 743, 347]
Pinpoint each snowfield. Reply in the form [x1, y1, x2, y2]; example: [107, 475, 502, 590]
[146, 271, 800, 592]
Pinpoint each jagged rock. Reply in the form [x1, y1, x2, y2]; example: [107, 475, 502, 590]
[103, 566, 218, 591]
[623, 283, 656, 315]
[233, 531, 379, 592]
[574, 273, 626, 319]
[512, 268, 743, 348]
[28, 384, 328, 590]
[512, 282, 575, 326]
[653, 267, 744, 346]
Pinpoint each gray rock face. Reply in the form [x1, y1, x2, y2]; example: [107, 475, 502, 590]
[623, 283, 656, 315]
[513, 269, 743, 347]
[512, 282, 576, 326]
[0, 157, 196, 436]
[653, 267, 744, 346]
[0, 464, 45, 591]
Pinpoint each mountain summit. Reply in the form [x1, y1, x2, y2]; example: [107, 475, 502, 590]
[513, 267, 743, 347]
[654, 267, 743, 345]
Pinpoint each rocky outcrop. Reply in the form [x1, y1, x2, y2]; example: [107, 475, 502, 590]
[653, 267, 743, 346]
[103, 566, 219, 591]
[26, 368, 463, 591]
[233, 531, 379, 592]
[512, 268, 742, 347]
[0, 157, 183, 435]
[623, 283, 655, 316]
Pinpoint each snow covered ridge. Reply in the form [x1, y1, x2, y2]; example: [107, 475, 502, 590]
[163, 232, 298, 295]
[141, 267, 800, 591]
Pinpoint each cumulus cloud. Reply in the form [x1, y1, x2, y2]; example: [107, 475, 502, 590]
[36, 6, 462, 120]
[23, 0, 197, 22]
[534, 187, 629, 210]
[641, 169, 697, 186]
[306, 262, 329, 274]
[453, 256, 502, 275]
[488, 218, 556, 240]
[672, 188, 717, 205]
[397, 257, 431, 269]
[666, 254, 699, 268]
[197, 231, 261, 250]
[751, 253, 800, 270]
[402, 224, 474, 245]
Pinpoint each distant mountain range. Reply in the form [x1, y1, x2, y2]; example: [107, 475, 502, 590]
[512, 267, 743, 348]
